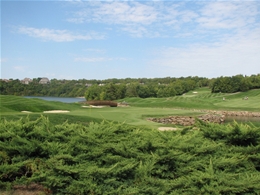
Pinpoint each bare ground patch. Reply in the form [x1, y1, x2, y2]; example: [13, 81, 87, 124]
[82, 105, 105, 108]
[43, 110, 70, 113]
[21, 111, 32, 113]
[158, 127, 178, 131]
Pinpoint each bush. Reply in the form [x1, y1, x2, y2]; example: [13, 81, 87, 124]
[1, 116, 260, 194]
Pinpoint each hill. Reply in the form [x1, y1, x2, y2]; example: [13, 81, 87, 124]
[121, 88, 260, 111]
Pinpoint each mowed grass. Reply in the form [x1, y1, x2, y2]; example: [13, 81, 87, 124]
[121, 88, 260, 111]
[0, 95, 79, 113]
[73, 107, 202, 127]
[1, 88, 259, 127]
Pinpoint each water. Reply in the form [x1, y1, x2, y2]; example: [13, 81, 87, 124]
[24, 96, 86, 103]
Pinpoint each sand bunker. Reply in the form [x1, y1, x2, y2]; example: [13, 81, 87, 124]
[82, 105, 105, 108]
[43, 110, 70, 113]
[21, 111, 32, 113]
[158, 127, 178, 131]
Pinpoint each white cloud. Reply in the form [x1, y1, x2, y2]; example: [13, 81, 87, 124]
[149, 29, 260, 77]
[67, 1, 159, 37]
[197, 1, 258, 29]
[75, 1, 158, 25]
[17, 26, 105, 42]
[66, 1, 259, 38]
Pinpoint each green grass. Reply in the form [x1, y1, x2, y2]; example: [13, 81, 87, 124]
[0, 95, 101, 125]
[120, 88, 260, 111]
[74, 107, 202, 127]
[1, 88, 260, 127]
[0, 95, 80, 113]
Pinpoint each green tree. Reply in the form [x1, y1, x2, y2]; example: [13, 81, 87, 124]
[125, 83, 139, 97]
[104, 83, 117, 100]
[85, 84, 102, 100]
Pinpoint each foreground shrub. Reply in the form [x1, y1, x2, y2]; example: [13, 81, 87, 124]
[1, 116, 260, 194]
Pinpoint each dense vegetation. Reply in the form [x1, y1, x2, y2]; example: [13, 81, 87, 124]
[1, 116, 260, 194]
[1, 74, 259, 98]
[85, 74, 260, 100]
[211, 74, 260, 93]
[0, 76, 209, 98]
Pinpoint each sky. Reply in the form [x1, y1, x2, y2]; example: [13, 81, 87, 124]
[1, 0, 260, 80]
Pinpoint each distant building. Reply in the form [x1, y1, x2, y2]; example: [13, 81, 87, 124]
[0, 79, 10, 82]
[85, 83, 93, 87]
[21, 78, 32, 85]
[39, 77, 50, 84]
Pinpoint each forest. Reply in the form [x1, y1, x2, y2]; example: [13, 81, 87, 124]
[1, 116, 260, 194]
[1, 74, 260, 99]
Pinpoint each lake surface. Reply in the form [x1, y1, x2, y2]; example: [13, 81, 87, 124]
[24, 96, 85, 103]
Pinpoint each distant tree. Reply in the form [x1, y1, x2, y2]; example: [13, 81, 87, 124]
[157, 85, 176, 98]
[104, 83, 117, 100]
[85, 84, 102, 100]
[125, 83, 139, 97]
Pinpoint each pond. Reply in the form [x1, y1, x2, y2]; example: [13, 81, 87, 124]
[24, 96, 86, 103]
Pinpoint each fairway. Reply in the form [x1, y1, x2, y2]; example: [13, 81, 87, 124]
[73, 106, 202, 127]
[1, 88, 260, 127]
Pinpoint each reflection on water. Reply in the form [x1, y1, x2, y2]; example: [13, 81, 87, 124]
[24, 96, 85, 103]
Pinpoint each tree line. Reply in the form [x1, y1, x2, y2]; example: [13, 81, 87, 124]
[0, 76, 209, 98]
[211, 74, 260, 93]
[85, 79, 200, 100]
[0, 74, 259, 99]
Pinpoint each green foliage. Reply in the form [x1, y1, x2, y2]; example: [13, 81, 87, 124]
[1, 116, 260, 194]
[211, 74, 260, 93]
[198, 120, 260, 146]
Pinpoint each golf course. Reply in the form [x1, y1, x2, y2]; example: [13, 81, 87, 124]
[1, 87, 260, 194]
[1, 87, 260, 127]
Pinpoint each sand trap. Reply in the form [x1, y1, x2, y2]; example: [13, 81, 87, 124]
[158, 127, 178, 131]
[82, 105, 105, 108]
[43, 110, 70, 113]
[21, 111, 32, 113]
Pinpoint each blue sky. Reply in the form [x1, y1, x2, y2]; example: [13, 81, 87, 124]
[1, 0, 260, 80]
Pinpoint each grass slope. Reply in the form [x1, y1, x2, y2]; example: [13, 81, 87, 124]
[0, 95, 102, 125]
[0, 95, 79, 113]
[121, 88, 260, 111]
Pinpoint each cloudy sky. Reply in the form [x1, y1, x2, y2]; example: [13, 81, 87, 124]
[1, 0, 260, 80]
